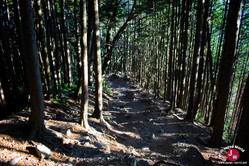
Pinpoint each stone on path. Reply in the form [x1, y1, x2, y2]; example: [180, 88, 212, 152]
[35, 144, 52, 159]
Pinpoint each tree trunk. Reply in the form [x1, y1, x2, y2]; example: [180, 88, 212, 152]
[193, 0, 210, 118]
[87, 0, 94, 86]
[42, 0, 57, 94]
[20, 0, 45, 138]
[79, 0, 89, 129]
[73, 0, 82, 96]
[91, 0, 103, 120]
[178, 0, 191, 108]
[50, 0, 61, 92]
[209, 0, 229, 126]
[209, 0, 242, 146]
[185, 0, 204, 123]
[60, 0, 71, 87]
[167, 0, 174, 110]
[35, 0, 52, 99]
[234, 74, 249, 162]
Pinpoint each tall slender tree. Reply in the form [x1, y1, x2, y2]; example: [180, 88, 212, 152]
[177, 0, 191, 108]
[235, 74, 249, 161]
[79, 0, 89, 129]
[209, 0, 229, 126]
[193, 0, 210, 118]
[167, 0, 175, 112]
[91, 0, 104, 120]
[20, 0, 45, 138]
[60, 0, 72, 87]
[35, 0, 52, 99]
[210, 0, 242, 146]
[185, 0, 204, 123]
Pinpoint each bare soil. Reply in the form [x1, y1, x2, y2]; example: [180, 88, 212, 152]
[0, 73, 226, 166]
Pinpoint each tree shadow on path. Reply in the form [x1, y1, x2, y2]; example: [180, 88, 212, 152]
[104, 73, 220, 165]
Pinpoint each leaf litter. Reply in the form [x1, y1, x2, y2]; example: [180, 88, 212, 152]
[0, 73, 226, 165]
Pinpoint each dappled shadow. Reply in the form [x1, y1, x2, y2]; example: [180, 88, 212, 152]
[0, 73, 224, 165]
[103, 73, 216, 165]
[0, 119, 29, 140]
[0, 161, 7, 166]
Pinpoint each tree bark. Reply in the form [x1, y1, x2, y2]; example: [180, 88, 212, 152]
[20, 0, 45, 138]
[167, 0, 174, 109]
[42, 0, 57, 94]
[91, 0, 103, 120]
[79, 0, 89, 129]
[60, 0, 72, 87]
[178, 0, 191, 108]
[209, 0, 229, 126]
[234, 74, 249, 162]
[209, 0, 242, 146]
[73, 0, 82, 96]
[35, 0, 52, 99]
[185, 0, 204, 123]
[193, 0, 210, 118]
[87, 0, 94, 86]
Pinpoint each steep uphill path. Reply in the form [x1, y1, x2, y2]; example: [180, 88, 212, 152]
[103, 73, 225, 165]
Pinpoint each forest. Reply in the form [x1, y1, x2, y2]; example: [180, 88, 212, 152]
[0, 0, 248, 165]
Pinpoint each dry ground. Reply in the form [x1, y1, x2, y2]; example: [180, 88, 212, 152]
[0, 73, 226, 165]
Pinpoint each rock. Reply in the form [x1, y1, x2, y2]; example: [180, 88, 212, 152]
[76, 136, 91, 142]
[127, 146, 136, 153]
[96, 141, 110, 153]
[142, 146, 150, 152]
[66, 129, 72, 137]
[120, 108, 129, 115]
[8, 157, 22, 166]
[63, 138, 74, 149]
[84, 142, 92, 146]
[67, 158, 73, 163]
[159, 129, 166, 133]
[150, 133, 156, 139]
[35, 144, 52, 159]
[138, 120, 143, 124]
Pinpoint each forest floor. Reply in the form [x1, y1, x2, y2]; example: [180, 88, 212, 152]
[0, 73, 227, 166]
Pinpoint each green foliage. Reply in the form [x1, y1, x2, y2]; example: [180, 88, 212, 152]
[160, 89, 164, 97]
[223, 117, 232, 143]
[100, 0, 128, 23]
[102, 79, 113, 96]
[196, 111, 205, 123]
[115, 71, 122, 77]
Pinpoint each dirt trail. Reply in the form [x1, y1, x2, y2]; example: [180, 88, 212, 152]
[103, 73, 224, 165]
[0, 73, 226, 166]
